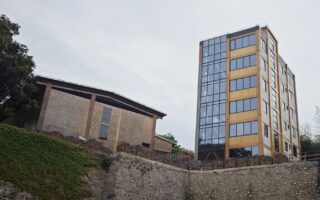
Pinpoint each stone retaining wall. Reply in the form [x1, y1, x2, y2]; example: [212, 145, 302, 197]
[100, 152, 319, 200]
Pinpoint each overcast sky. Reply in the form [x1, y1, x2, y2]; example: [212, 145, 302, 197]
[2, 0, 320, 149]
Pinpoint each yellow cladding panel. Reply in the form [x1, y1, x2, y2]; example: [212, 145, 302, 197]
[230, 66, 257, 80]
[230, 110, 258, 124]
[229, 134, 260, 148]
[230, 88, 257, 101]
[230, 46, 256, 59]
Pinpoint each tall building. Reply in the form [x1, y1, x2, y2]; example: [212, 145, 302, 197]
[195, 26, 301, 161]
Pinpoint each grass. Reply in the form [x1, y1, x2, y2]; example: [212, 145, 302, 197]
[0, 124, 96, 200]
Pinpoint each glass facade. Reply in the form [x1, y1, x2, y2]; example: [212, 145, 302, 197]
[198, 35, 227, 160]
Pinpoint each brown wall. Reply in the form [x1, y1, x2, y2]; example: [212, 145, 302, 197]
[41, 89, 156, 152]
[154, 136, 173, 153]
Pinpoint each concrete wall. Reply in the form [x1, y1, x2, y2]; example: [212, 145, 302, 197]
[98, 152, 319, 200]
[41, 89, 171, 152]
[154, 136, 173, 153]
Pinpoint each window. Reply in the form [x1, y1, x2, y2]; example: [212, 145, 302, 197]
[263, 101, 268, 115]
[200, 125, 226, 145]
[293, 145, 298, 157]
[229, 98, 257, 113]
[262, 79, 267, 92]
[283, 121, 287, 131]
[99, 107, 112, 139]
[282, 102, 286, 112]
[229, 121, 258, 137]
[230, 55, 256, 71]
[230, 34, 256, 51]
[272, 109, 278, 130]
[199, 102, 226, 125]
[271, 70, 276, 88]
[230, 76, 257, 91]
[291, 126, 296, 138]
[260, 37, 267, 53]
[274, 132, 279, 152]
[271, 89, 277, 108]
[285, 142, 288, 152]
[229, 146, 259, 157]
[261, 57, 267, 71]
[264, 124, 268, 137]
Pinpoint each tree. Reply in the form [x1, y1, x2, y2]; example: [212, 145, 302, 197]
[300, 123, 314, 153]
[0, 14, 37, 121]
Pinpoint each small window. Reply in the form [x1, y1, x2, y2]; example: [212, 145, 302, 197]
[249, 34, 256, 45]
[244, 122, 251, 135]
[142, 143, 150, 148]
[285, 142, 288, 152]
[99, 107, 112, 139]
[237, 79, 244, 90]
[250, 76, 257, 87]
[251, 121, 258, 133]
[230, 102, 237, 113]
[264, 124, 268, 137]
[237, 123, 244, 136]
[251, 98, 257, 110]
[230, 124, 237, 137]
[293, 145, 298, 157]
[230, 80, 237, 91]
[237, 100, 243, 112]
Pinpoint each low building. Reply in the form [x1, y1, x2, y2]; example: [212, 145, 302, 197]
[34, 76, 173, 153]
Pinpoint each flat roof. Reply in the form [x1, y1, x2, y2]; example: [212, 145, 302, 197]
[36, 75, 167, 118]
[155, 135, 177, 144]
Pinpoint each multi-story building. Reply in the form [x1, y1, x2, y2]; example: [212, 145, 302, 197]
[195, 26, 300, 161]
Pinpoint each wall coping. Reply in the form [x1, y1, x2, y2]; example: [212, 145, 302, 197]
[112, 152, 318, 174]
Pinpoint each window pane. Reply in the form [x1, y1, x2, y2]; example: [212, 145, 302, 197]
[237, 123, 243, 136]
[231, 40, 235, 50]
[207, 84, 213, 95]
[221, 42, 226, 52]
[237, 79, 244, 90]
[208, 45, 214, 55]
[251, 121, 258, 133]
[208, 64, 214, 75]
[220, 61, 226, 72]
[250, 76, 257, 87]
[213, 104, 219, 115]
[236, 38, 242, 49]
[230, 60, 237, 70]
[220, 93, 226, 100]
[243, 56, 250, 67]
[220, 103, 226, 114]
[206, 127, 212, 139]
[212, 127, 219, 138]
[214, 83, 219, 94]
[250, 55, 256, 66]
[237, 100, 243, 112]
[251, 98, 257, 110]
[230, 80, 236, 91]
[201, 85, 207, 96]
[242, 36, 249, 47]
[243, 99, 250, 111]
[249, 34, 256, 45]
[201, 106, 206, 117]
[244, 122, 251, 135]
[243, 77, 250, 88]
[237, 57, 243, 69]
[99, 124, 109, 139]
[252, 146, 259, 155]
[230, 124, 237, 137]
[219, 125, 225, 138]
[202, 66, 207, 76]
[203, 46, 209, 56]
[220, 82, 226, 93]
[206, 105, 212, 116]
[230, 102, 237, 113]
[214, 44, 220, 53]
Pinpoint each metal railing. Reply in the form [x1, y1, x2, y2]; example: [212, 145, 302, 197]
[289, 152, 320, 162]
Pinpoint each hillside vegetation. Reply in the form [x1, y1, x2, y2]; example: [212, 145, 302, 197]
[0, 124, 96, 199]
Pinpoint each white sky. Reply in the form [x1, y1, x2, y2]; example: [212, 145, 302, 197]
[1, 0, 320, 150]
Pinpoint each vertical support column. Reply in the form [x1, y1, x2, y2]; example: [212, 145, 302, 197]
[194, 43, 203, 160]
[255, 30, 264, 155]
[84, 94, 96, 139]
[225, 37, 231, 159]
[293, 76, 301, 160]
[113, 111, 122, 152]
[37, 84, 52, 131]
[150, 114, 157, 149]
